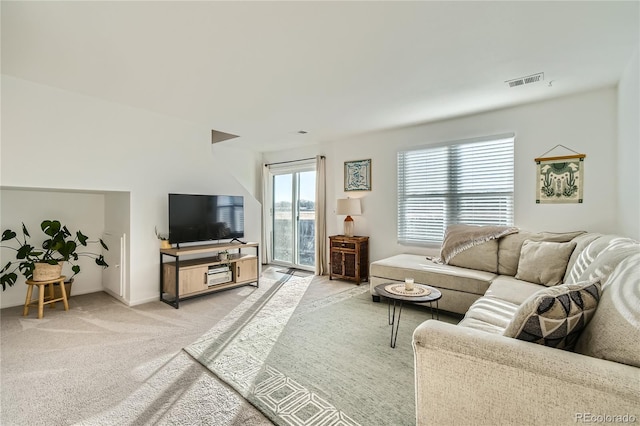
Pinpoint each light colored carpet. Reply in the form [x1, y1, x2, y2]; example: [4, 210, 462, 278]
[185, 274, 460, 426]
[0, 268, 460, 425]
[0, 268, 359, 425]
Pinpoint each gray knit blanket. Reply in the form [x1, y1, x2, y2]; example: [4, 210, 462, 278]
[432, 224, 519, 264]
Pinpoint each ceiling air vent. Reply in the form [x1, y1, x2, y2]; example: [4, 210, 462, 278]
[505, 72, 544, 88]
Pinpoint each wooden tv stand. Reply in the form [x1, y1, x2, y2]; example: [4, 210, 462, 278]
[159, 241, 259, 308]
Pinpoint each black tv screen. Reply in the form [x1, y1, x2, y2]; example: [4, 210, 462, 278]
[169, 194, 244, 244]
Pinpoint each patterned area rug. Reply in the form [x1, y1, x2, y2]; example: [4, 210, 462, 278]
[185, 274, 458, 426]
[275, 268, 314, 277]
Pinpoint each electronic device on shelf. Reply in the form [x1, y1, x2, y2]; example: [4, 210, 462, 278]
[208, 265, 230, 275]
[207, 271, 232, 286]
[168, 193, 245, 246]
[206, 264, 232, 286]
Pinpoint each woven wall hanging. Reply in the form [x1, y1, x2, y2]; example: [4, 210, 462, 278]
[535, 145, 585, 204]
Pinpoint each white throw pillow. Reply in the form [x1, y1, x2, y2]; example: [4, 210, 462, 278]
[515, 240, 577, 286]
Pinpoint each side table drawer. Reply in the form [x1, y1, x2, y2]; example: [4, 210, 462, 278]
[331, 241, 356, 250]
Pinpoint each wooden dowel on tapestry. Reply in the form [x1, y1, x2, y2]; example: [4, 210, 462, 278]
[534, 154, 586, 163]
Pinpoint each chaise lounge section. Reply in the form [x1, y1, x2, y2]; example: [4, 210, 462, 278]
[369, 228, 583, 315]
[369, 253, 495, 314]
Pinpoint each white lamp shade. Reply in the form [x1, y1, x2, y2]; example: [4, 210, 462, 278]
[336, 198, 361, 216]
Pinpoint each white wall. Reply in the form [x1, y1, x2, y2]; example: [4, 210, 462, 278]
[103, 191, 131, 303]
[617, 50, 640, 240]
[0, 189, 106, 308]
[262, 87, 621, 263]
[1, 76, 261, 307]
[212, 144, 261, 197]
[3, 76, 630, 307]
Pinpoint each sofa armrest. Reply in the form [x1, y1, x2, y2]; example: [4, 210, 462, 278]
[413, 320, 640, 426]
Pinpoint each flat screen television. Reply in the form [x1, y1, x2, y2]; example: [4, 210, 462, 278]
[169, 193, 244, 245]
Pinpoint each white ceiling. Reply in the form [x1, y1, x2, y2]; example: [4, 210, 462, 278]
[2, 1, 638, 152]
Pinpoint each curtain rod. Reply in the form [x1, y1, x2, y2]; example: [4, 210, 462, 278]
[265, 156, 324, 167]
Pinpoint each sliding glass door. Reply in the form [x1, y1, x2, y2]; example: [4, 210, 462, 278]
[271, 164, 316, 270]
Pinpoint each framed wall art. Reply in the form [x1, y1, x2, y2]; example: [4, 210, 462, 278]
[344, 159, 371, 191]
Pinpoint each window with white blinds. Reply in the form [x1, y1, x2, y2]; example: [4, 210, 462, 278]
[397, 134, 514, 245]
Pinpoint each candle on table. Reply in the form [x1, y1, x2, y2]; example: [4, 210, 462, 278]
[405, 278, 415, 291]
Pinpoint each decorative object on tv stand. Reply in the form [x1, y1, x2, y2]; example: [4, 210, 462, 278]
[0, 220, 109, 291]
[336, 198, 361, 237]
[344, 159, 371, 191]
[535, 144, 585, 204]
[155, 226, 172, 249]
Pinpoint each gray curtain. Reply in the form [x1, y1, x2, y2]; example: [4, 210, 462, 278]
[261, 164, 272, 264]
[315, 155, 327, 275]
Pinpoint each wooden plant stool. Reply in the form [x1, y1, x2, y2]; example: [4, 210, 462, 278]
[23, 275, 69, 319]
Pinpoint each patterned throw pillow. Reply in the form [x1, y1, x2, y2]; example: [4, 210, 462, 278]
[503, 279, 601, 350]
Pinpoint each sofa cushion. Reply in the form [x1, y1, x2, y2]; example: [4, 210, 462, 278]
[574, 254, 640, 368]
[498, 230, 585, 276]
[515, 240, 577, 286]
[457, 316, 508, 334]
[484, 276, 545, 305]
[503, 279, 601, 350]
[458, 296, 520, 334]
[449, 240, 499, 273]
[370, 254, 496, 295]
[565, 235, 638, 284]
[563, 233, 601, 283]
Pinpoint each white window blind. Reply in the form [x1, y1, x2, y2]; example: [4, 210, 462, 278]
[397, 134, 514, 245]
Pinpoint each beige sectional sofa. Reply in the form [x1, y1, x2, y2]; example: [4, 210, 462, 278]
[370, 230, 640, 425]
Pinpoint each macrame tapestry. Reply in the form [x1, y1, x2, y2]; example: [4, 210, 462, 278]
[535, 151, 585, 204]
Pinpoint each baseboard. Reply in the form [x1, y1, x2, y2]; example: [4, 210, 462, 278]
[122, 294, 158, 307]
[102, 288, 132, 306]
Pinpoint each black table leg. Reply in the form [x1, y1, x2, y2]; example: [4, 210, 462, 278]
[388, 298, 404, 348]
[429, 299, 440, 320]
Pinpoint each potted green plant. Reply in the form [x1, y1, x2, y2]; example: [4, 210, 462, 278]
[0, 219, 109, 291]
[155, 226, 172, 249]
[218, 250, 229, 261]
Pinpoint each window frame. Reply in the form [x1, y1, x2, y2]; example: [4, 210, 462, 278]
[397, 133, 515, 246]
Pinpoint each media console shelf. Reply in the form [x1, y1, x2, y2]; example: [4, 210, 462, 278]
[160, 241, 259, 308]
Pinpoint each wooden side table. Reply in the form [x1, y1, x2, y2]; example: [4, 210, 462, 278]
[23, 276, 69, 319]
[329, 235, 369, 284]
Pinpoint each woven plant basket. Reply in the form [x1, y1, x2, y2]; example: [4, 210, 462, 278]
[53, 278, 73, 299]
[33, 262, 64, 281]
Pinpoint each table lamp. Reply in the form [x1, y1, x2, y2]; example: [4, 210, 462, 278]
[336, 198, 361, 237]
